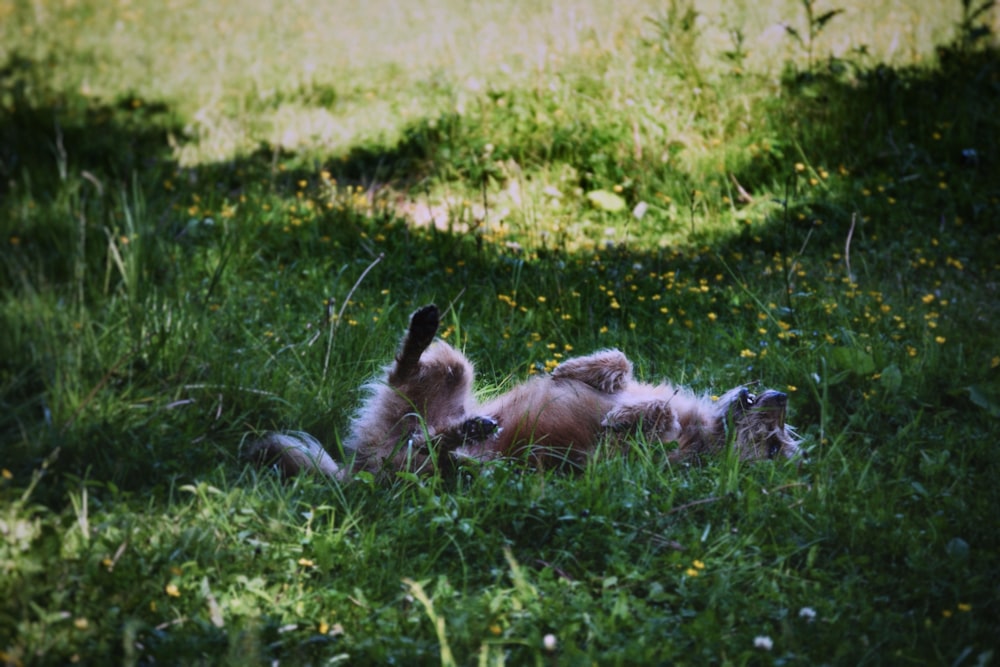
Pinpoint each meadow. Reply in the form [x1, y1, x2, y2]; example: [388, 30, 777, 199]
[1, 0, 999, 664]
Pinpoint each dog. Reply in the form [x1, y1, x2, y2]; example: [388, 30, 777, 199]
[249, 305, 800, 480]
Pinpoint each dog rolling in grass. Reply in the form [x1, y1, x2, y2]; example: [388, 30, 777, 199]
[249, 305, 800, 480]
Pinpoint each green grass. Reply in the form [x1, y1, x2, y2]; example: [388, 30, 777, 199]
[2, 0, 999, 664]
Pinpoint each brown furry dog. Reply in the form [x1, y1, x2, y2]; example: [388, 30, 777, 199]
[250, 305, 800, 480]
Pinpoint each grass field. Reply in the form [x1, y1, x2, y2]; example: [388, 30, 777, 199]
[2, 0, 999, 664]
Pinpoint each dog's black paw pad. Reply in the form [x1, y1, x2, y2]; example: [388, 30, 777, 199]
[401, 304, 441, 357]
[409, 304, 440, 329]
[461, 416, 499, 441]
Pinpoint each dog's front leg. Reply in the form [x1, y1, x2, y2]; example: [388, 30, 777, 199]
[436, 415, 499, 449]
[427, 415, 501, 472]
[551, 349, 634, 393]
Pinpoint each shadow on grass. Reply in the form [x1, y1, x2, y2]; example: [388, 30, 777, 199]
[0, 53, 181, 193]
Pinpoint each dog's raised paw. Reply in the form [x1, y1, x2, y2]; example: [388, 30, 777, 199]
[551, 349, 633, 393]
[407, 304, 440, 345]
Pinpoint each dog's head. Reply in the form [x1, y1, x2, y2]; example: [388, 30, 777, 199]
[718, 386, 801, 461]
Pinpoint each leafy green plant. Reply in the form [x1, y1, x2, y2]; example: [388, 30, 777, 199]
[645, 0, 706, 86]
[955, 0, 996, 51]
[783, 0, 845, 69]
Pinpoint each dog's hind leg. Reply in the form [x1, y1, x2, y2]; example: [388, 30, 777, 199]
[389, 304, 440, 385]
[551, 349, 634, 393]
[602, 400, 680, 442]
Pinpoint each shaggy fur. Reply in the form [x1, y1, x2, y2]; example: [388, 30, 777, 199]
[249, 305, 800, 480]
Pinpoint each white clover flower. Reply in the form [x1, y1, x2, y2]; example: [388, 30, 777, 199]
[799, 606, 817, 622]
[754, 635, 773, 651]
[543, 633, 557, 652]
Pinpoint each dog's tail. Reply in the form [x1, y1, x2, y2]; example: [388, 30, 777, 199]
[245, 431, 346, 480]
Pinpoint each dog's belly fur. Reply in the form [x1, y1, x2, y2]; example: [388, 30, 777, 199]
[459, 376, 617, 466]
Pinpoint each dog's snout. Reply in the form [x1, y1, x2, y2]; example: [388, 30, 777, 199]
[758, 390, 787, 407]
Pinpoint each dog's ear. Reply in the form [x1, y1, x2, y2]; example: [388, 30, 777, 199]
[715, 386, 753, 423]
[736, 387, 754, 413]
[725, 387, 753, 417]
